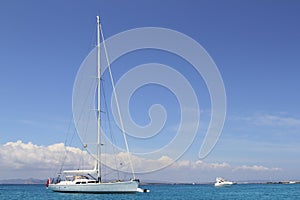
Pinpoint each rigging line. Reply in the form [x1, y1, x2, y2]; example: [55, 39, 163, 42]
[81, 97, 92, 147]
[72, 72, 97, 162]
[78, 144, 85, 170]
[58, 128, 77, 175]
[56, 114, 76, 176]
[101, 79, 120, 180]
[100, 23, 136, 179]
[73, 77, 96, 134]
[72, 43, 98, 134]
[77, 107, 93, 169]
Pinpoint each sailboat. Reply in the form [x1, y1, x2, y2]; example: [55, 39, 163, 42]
[46, 16, 147, 193]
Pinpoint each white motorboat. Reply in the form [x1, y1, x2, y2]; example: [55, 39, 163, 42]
[214, 177, 234, 187]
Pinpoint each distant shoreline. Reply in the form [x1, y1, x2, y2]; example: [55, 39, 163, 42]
[0, 178, 299, 185]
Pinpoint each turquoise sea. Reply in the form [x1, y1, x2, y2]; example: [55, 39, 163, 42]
[0, 184, 300, 200]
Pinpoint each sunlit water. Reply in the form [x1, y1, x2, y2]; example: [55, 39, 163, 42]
[0, 183, 299, 200]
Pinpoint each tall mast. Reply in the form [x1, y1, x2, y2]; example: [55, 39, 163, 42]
[96, 15, 101, 183]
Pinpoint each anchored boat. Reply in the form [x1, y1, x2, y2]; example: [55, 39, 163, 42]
[214, 177, 234, 187]
[47, 16, 148, 194]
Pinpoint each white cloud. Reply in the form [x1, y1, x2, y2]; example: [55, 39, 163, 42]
[0, 140, 94, 171]
[241, 114, 300, 127]
[233, 165, 281, 172]
[0, 141, 282, 181]
[17, 119, 36, 125]
[169, 160, 280, 173]
[171, 160, 231, 170]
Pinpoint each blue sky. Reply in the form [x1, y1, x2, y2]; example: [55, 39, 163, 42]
[0, 0, 300, 181]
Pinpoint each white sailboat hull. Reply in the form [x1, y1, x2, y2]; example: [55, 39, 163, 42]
[48, 180, 139, 193]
